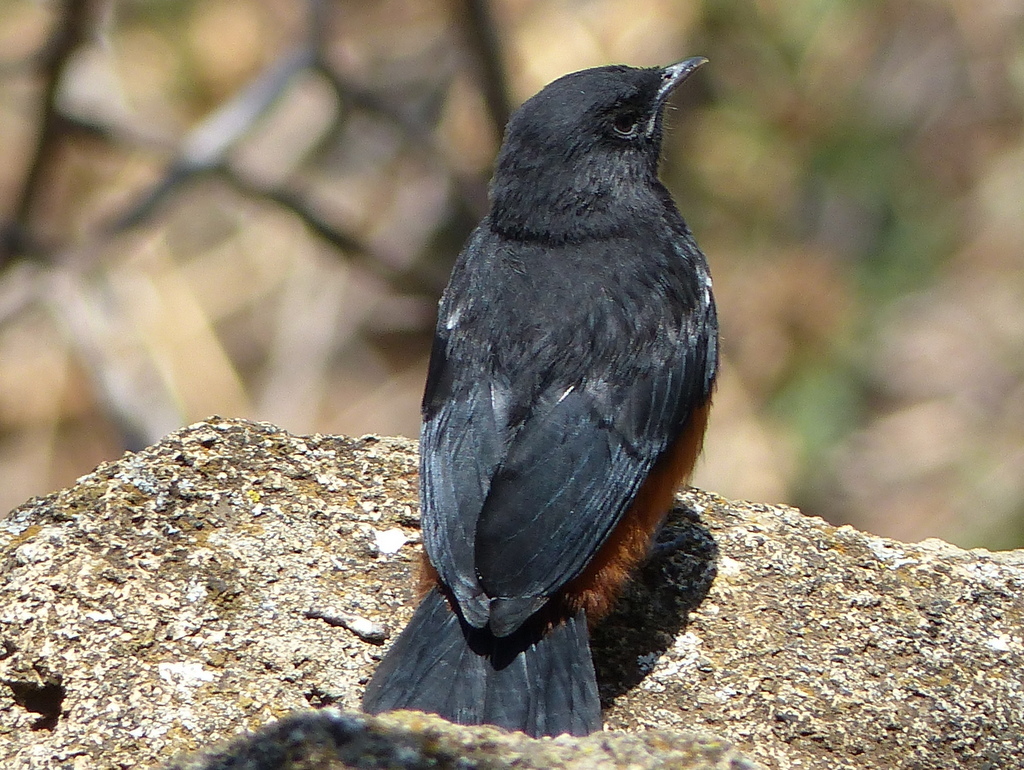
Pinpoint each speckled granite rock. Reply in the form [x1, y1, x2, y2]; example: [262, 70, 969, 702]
[164, 709, 758, 770]
[1, 417, 1022, 770]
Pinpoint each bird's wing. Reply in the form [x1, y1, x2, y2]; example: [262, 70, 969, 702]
[470, 382, 653, 632]
[421, 296, 716, 634]
[419, 338, 507, 627]
[473, 316, 715, 635]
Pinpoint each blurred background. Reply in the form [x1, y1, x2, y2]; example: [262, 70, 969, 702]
[0, 0, 1022, 549]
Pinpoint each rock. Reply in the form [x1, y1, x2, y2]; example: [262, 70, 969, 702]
[162, 709, 757, 770]
[1, 417, 1022, 769]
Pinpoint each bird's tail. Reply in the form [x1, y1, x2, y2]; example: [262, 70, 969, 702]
[362, 586, 600, 737]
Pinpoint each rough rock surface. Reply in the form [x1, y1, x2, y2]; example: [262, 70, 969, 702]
[1, 417, 1022, 770]
[163, 709, 757, 770]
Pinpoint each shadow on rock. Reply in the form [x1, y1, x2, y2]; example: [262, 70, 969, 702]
[591, 504, 718, 705]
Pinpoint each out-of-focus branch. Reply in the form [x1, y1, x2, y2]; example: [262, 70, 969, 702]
[110, 0, 342, 234]
[221, 167, 443, 297]
[110, 47, 315, 232]
[60, 112, 175, 154]
[223, 171, 371, 260]
[45, 266, 186, 452]
[4, 0, 489, 288]
[454, 0, 513, 137]
[306, 0, 330, 52]
[312, 61, 489, 219]
[1, 0, 93, 266]
[99, 0, 451, 297]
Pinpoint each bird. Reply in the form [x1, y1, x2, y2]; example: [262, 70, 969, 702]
[362, 57, 719, 738]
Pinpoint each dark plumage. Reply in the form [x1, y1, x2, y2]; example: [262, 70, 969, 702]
[363, 58, 718, 737]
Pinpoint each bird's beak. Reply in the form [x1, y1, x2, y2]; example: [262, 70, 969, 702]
[646, 56, 707, 138]
[656, 56, 708, 106]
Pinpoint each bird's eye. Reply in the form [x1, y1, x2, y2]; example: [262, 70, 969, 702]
[611, 112, 640, 138]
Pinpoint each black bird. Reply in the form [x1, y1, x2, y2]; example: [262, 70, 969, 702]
[362, 57, 718, 737]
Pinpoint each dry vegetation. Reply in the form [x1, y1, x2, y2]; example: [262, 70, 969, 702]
[0, 0, 1022, 548]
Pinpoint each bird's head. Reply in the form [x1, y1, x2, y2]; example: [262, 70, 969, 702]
[488, 58, 707, 243]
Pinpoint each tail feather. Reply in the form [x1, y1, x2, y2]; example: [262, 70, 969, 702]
[362, 587, 600, 737]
